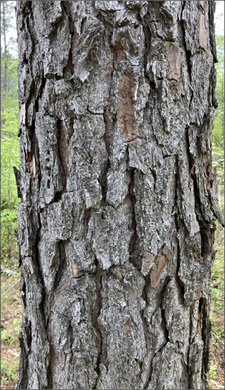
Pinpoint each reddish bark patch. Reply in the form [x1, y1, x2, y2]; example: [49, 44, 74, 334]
[118, 71, 136, 140]
[165, 42, 181, 82]
[141, 250, 154, 276]
[114, 42, 126, 62]
[203, 154, 211, 190]
[124, 317, 131, 336]
[150, 254, 167, 288]
[199, 1, 208, 50]
[117, 270, 125, 283]
[25, 152, 36, 177]
[194, 280, 203, 301]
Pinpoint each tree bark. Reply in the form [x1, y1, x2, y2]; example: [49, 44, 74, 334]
[16, 1, 223, 389]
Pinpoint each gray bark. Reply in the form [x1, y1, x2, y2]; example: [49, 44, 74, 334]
[15, 1, 223, 389]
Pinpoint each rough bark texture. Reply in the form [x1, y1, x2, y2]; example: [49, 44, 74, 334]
[16, 1, 223, 389]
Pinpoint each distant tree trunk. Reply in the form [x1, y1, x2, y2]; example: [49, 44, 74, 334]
[2, 0, 8, 93]
[15, 1, 223, 389]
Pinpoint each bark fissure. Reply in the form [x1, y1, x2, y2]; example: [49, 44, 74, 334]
[128, 168, 138, 269]
[208, 0, 217, 63]
[92, 268, 104, 389]
[61, 1, 75, 79]
[200, 298, 211, 384]
[34, 213, 49, 330]
[47, 342, 53, 390]
[53, 240, 66, 290]
[141, 278, 152, 390]
[57, 119, 67, 196]
[160, 280, 170, 344]
[180, 3, 193, 103]
[101, 108, 111, 204]
[142, 12, 153, 88]
[144, 277, 171, 390]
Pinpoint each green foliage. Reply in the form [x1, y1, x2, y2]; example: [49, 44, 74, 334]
[1, 53, 20, 266]
[1, 359, 18, 381]
[1, 318, 21, 345]
[209, 361, 217, 381]
[209, 223, 224, 386]
[0, 272, 20, 316]
[211, 225, 224, 317]
[209, 35, 224, 389]
[1, 54, 18, 98]
[212, 35, 224, 154]
[1, 271, 21, 387]
[212, 35, 224, 215]
[1, 209, 18, 263]
[212, 145, 224, 189]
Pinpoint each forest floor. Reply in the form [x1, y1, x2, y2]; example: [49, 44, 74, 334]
[1, 226, 224, 389]
[1, 269, 22, 389]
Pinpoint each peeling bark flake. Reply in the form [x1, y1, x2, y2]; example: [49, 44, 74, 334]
[19, 103, 26, 125]
[124, 318, 131, 336]
[141, 250, 154, 276]
[150, 255, 167, 288]
[199, 1, 209, 50]
[117, 270, 125, 283]
[118, 72, 137, 140]
[70, 262, 78, 278]
[165, 42, 182, 82]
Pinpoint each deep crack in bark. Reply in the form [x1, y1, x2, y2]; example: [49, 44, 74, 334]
[141, 277, 152, 389]
[101, 108, 111, 204]
[180, 1, 193, 104]
[128, 168, 139, 269]
[93, 265, 104, 389]
[61, 1, 75, 79]
[54, 240, 66, 290]
[56, 119, 68, 198]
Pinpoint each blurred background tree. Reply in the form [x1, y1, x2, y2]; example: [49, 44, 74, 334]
[1, 0, 20, 266]
[212, 33, 224, 210]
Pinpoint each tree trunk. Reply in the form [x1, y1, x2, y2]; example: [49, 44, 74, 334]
[15, 1, 223, 389]
[2, 0, 8, 93]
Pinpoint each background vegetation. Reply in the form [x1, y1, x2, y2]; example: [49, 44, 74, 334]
[0, 2, 224, 389]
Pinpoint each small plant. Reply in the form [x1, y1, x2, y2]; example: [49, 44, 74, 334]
[1, 271, 22, 389]
[209, 361, 217, 381]
[1, 359, 18, 381]
[1, 330, 12, 345]
[1, 327, 20, 346]
[1, 272, 20, 316]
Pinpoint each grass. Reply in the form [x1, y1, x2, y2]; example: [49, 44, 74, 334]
[1, 270, 22, 390]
